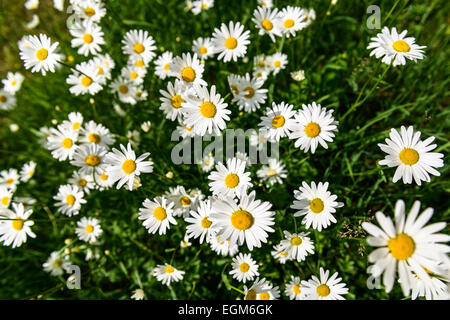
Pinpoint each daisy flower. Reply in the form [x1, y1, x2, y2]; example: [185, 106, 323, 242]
[47, 125, 78, 161]
[252, 6, 282, 42]
[180, 234, 192, 248]
[210, 191, 275, 251]
[410, 265, 449, 300]
[212, 21, 250, 62]
[182, 84, 231, 136]
[0, 90, 16, 110]
[94, 53, 115, 78]
[302, 8, 316, 28]
[232, 73, 267, 113]
[249, 128, 276, 151]
[185, 199, 216, 244]
[258, 101, 297, 141]
[138, 197, 177, 235]
[277, 6, 307, 37]
[208, 157, 252, 199]
[122, 29, 157, 63]
[279, 230, 315, 262]
[191, 0, 214, 14]
[208, 233, 239, 256]
[64, 111, 84, 132]
[73, 0, 106, 23]
[2, 72, 25, 94]
[126, 130, 141, 148]
[285, 276, 308, 300]
[170, 52, 206, 87]
[0, 169, 20, 192]
[94, 170, 114, 190]
[104, 143, 153, 190]
[244, 277, 280, 300]
[159, 80, 186, 122]
[68, 171, 95, 194]
[289, 102, 339, 154]
[24, 0, 39, 10]
[20, 161, 37, 183]
[109, 76, 137, 104]
[367, 27, 426, 66]
[43, 251, 71, 276]
[154, 51, 173, 80]
[19, 34, 63, 75]
[66, 61, 103, 95]
[152, 264, 185, 286]
[192, 37, 215, 60]
[131, 288, 145, 300]
[69, 20, 105, 56]
[79, 120, 115, 147]
[362, 199, 450, 296]
[291, 181, 343, 232]
[53, 184, 86, 217]
[257, 0, 273, 7]
[267, 52, 288, 75]
[227, 74, 244, 99]
[121, 65, 146, 86]
[302, 268, 349, 300]
[378, 126, 444, 185]
[271, 243, 290, 264]
[229, 253, 259, 283]
[76, 217, 102, 243]
[257, 157, 287, 186]
[70, 143, 108, 175]
[166, 185, 196, 218]
[176, 124, 197, 138]
[200, 154, 215, 172]
[0, 203, 36, 248]
[0, 186, 13, 209]
[291, 69, 305, 82]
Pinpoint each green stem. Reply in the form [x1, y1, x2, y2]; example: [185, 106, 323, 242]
[57, 60, 91, 78]
[383, 0, 402, 25]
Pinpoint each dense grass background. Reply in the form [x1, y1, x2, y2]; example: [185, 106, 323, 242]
[0, 0, 449, 299]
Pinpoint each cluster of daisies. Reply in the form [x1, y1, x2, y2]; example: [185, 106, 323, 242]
[0, 72, 24, 111]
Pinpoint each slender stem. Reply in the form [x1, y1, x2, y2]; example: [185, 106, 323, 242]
[57, 60, 91, 78]
[383, 0, 402, 25]
[228, 284, 245, 295]
[341, 62, 391, 121]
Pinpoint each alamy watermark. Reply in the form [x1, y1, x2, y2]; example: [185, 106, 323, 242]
[170, 129, 279, 165]
[366, 5, 381, 29]
[66, 264, 81, 289]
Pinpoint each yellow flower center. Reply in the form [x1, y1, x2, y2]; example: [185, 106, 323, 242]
[153, 206, 167, 221]
[267, 169, 277, 177]
[272, 115, 285, 128]
[171, 94, 184, 109]
[134, 43, 145, 54]
[122, 159, 136, 174]
[317, 284, 330, 297]
[200, 101, 217, 118]
[387, 233, 415, 260]
[68, 55, 74, 63]
[130, 72, 138, 79]
[259, 292, 270, 300]
[304, 122, 321, 138]
[100, 172, 108, 181]
[274, 60, 281, 68]
[81, 76, 93, 87]
[55, 260, 63, 267]
[165, 265, 174, 273]
[200, 46, 207, 55]
[201, 216, 212, 228]
[283, 19, 295, 28]
[239, 262, 250, 272]
[231, 209, 254, 230]
[66, 195, 76, 206]
[392, 40, 410, 52]
[0, 96, 7, 103]
[85, 224, 94, 233]
[280, 250, 288, 256]
[293, 285, 301, 294]
[78, 179, 87, 187]
[11, 80, 17, 86]
[244, 87, 255, 98]
[399, 148, 419, 165]
[84, 7, 96, 17]
[73, 122, 80, 130]
[164, 63, 170, 71]
[88, 133, 101, 144]
[62, 138, 73, 149]
[181, 67, 196, 82]
[225, 37, 238, 49]
[97, 67, 104, 75]
[136, 60, 145, 67]
[83, 33, 93, 44]
[291, 236, 302, 246]
[225, 173, 240, 188]
[6, 178, 13, 185]
[12, 217, 24, 231]
[119, 85, 129, 94]
[180, 196, 191, 206]
[85, 155, 100, 166]
[36, 48, 48, 61]
[1, 196, 10, 206]
[185, 126, 193, 131]
[261, 19, 273, 31]
[309, 198, 324, 214]
[245, 289, 257, 300]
